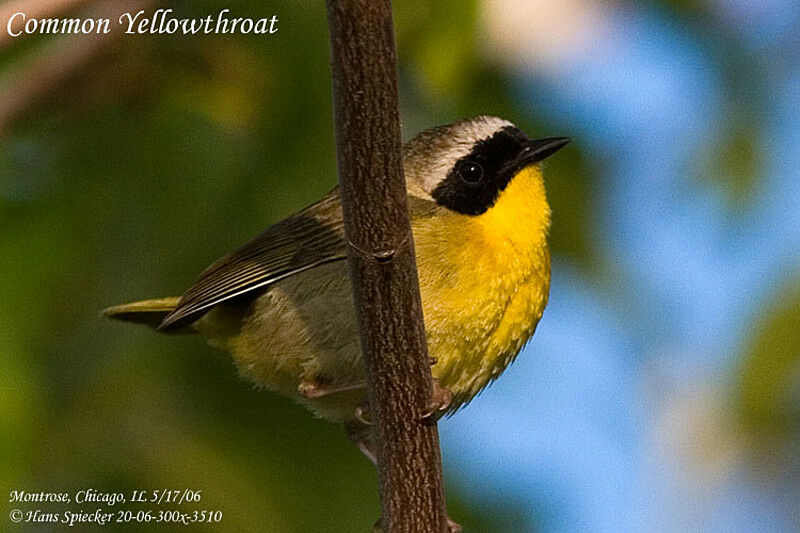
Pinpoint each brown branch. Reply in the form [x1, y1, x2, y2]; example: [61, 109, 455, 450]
[325, 1, 448, 532]
[0, 0, 94, 50]
[0, 0, 152, 139]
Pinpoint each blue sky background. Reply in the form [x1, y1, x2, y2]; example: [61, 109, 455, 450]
[442, 1, 800, 531]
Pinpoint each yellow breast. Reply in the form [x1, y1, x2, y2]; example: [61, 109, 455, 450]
[413, 165, 552, 408]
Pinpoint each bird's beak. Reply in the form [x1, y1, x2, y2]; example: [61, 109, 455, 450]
[518, 137, 570, 166]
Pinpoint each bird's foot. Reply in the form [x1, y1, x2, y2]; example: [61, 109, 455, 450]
[297, 380, 365, 399]
[420, 378, 453, 422]
[354, 379, 452, 424]
[372, 516, 462, 532]
[354, 400, 374, 426]
[447, 517, 463, 533]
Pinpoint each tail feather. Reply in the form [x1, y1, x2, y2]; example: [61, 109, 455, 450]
[101, 297, 191, 332]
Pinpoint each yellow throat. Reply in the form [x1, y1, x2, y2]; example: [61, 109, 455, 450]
[414, 165, 552, 407]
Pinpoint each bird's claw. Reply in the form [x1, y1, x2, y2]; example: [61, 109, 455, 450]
[355, 401, 373, 426]
[354, 379, 452, 424]
[420, 379, 453, 422]
[447, 517, 463, 533]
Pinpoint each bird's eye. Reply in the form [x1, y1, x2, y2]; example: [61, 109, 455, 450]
[458, 161, 484, 184]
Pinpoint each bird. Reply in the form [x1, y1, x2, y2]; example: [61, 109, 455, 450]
[103, 114, 567, 476]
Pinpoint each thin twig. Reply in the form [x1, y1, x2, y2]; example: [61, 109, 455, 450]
[0, 0, 152, 138]
[0, 0, 94, 50]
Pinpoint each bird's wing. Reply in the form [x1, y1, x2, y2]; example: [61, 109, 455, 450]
[159, 189, 347, 330]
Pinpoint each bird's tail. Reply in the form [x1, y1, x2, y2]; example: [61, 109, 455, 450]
[101, 297, 193, 333]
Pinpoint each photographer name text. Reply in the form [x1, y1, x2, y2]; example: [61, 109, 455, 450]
[5, 9, 278, 38]
[7, 489, 222, 527]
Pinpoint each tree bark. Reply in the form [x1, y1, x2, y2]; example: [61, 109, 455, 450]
[325, 1, 448, 531]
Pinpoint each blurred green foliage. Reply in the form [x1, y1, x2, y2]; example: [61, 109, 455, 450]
[737, 274, 800, 448]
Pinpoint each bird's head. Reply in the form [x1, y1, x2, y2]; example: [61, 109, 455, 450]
[403, 116, 568, 217]
[403, 116, 568, 254]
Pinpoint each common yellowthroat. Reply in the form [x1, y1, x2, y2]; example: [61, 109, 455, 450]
[104, 116, 568, 460]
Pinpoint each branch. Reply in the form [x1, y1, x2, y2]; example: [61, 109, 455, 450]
[325, 1, 448, 532]
[0, 0, 152, 139]
[0, 0, 93, 51]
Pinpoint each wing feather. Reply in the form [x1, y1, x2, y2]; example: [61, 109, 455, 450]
[159, 189, 347, 330]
